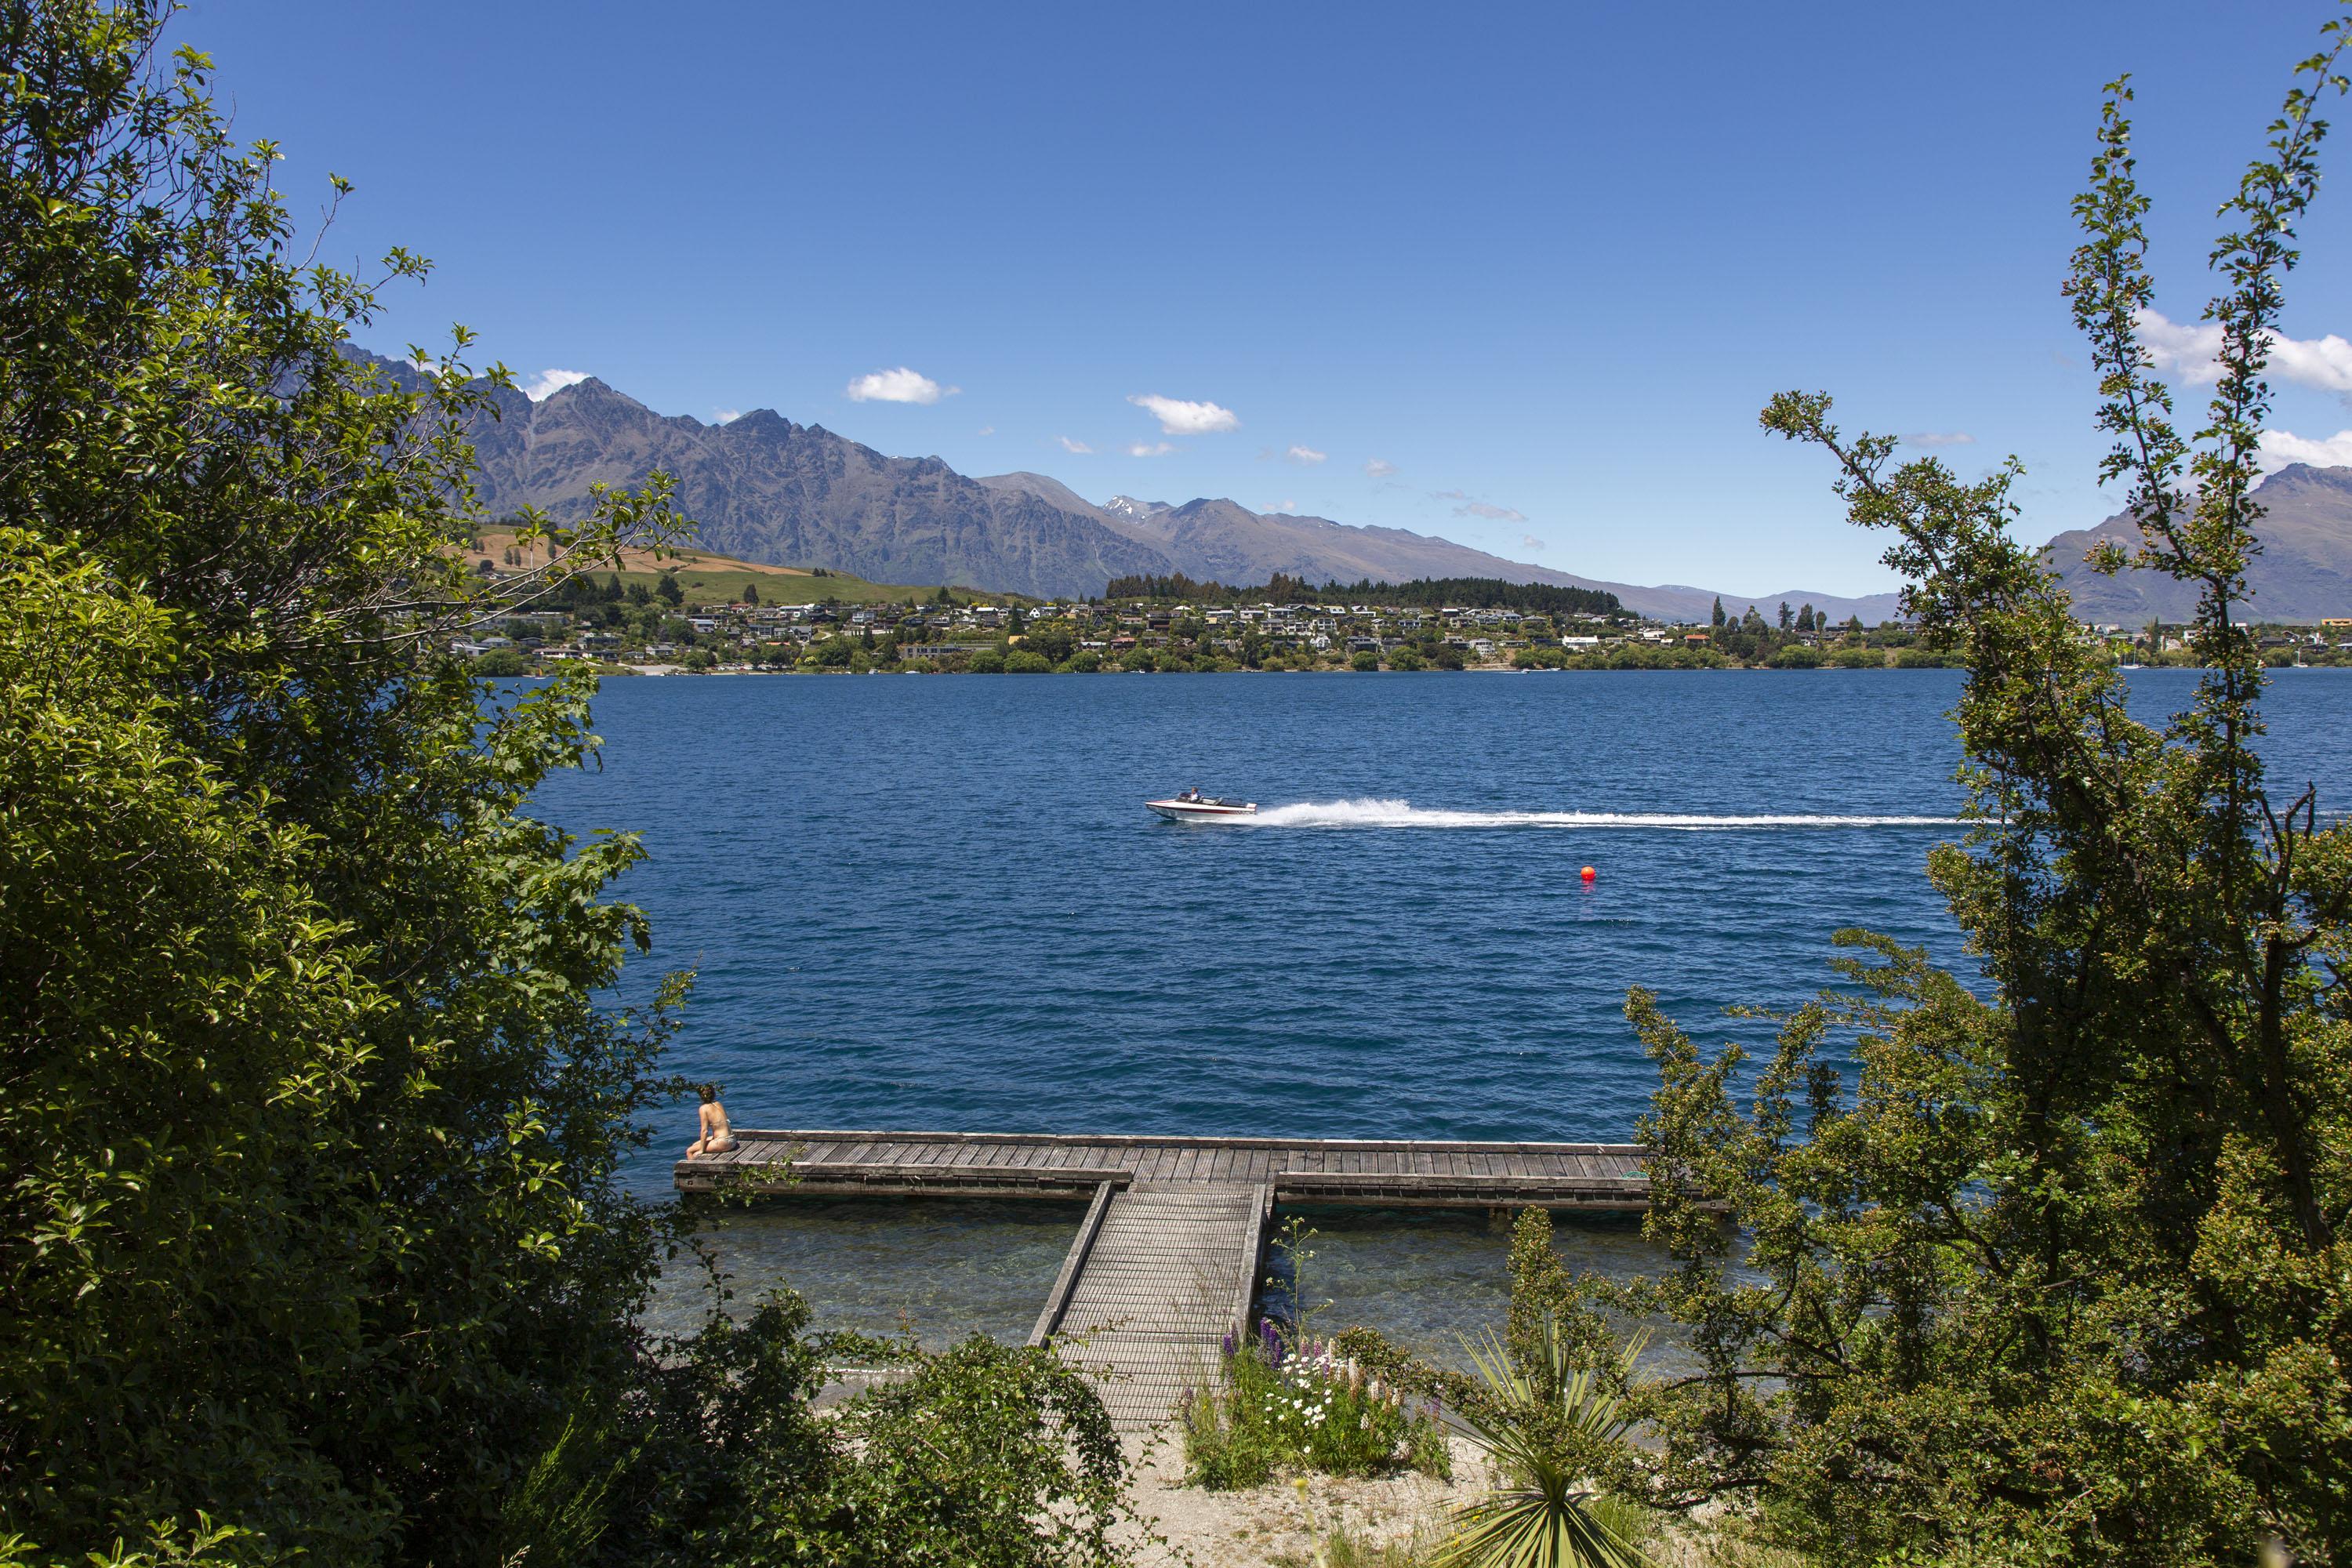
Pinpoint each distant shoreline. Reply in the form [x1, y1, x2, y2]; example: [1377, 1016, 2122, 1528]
[510, 659, 2352, 680]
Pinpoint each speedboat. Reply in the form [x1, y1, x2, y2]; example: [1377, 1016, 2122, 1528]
[1146, 793, 1258, 822]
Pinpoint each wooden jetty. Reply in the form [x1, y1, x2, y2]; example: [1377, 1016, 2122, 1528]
[676, 1128, 1652, 1429]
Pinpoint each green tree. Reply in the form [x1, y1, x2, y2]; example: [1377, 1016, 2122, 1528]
[1543, 30, 2352, 1566]
[1023, 622, 1077, 663]
[0, 4, 701, 1559]
[804, 634, 856, 668]
[1710, 596, 1726, 630]
[656, 569, 684, 605]
[1350, 649, 1381, 671]
[0, 10, 1132, 1566]
[742, 579, 759, 605]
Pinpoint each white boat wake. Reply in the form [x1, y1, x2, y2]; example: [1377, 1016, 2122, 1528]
[1243, 797, 1963, 831]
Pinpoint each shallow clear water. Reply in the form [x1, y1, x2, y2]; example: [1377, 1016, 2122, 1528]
[534, 666, 2352, 1346]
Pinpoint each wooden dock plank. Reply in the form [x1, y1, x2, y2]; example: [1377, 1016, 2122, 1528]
[681, 1128, 1657, 1215]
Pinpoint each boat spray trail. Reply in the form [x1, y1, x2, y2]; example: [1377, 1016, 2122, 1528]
[1243, 798, 1965, 830]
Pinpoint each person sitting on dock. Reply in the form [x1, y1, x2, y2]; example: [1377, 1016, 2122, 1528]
[686, 1084, 737, 1157]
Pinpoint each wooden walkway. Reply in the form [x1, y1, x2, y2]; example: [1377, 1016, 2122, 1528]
[1025, 1181, 1271, 1428]
[673, 1128, 1653, 1210]
[675, 1128, 1653, 1430]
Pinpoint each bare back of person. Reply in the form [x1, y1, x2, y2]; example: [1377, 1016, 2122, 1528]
[687, 1092, 736, 1156]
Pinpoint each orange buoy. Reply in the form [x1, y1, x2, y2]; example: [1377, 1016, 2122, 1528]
[1580, 866, 1596, 882]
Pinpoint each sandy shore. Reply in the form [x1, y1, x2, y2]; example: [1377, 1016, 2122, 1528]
[1117, 1430, 1486, 1567]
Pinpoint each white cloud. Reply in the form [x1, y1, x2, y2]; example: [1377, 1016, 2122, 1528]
[1267, 499, 1298, 513]
[1058, 435, 1094, 454]
[713, 408, 742, 424]
[2136, 307, 2352, 394]
[1127, 441, 1174, 457]
[1365, 458, 1397, 478]
[846, 366, 955, 404]
[1520, 533, 1547, 551]
[1902, 431, 1975, 447]
[977, 425, 995, 436]
[522, 368, 591, 401]
[1286, 444, 1327, 464]
[2258, 426, 2352, 472]
[1455, 500, 1526, 522]
[1129, 393, 1239, 434]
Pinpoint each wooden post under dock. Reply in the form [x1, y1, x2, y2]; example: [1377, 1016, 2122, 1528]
[676, 1127, 1653, 1430]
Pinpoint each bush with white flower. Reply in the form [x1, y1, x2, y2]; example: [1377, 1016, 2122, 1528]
[1181, 1320, 1452, 1490]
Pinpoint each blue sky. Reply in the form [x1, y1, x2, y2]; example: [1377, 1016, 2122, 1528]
[184, 1, 2352, 596]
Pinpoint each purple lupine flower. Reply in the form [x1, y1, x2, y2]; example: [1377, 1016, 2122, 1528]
[1222, 1330, 1236, 1358]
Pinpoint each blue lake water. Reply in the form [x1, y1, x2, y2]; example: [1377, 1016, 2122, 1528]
[536, 666, 2352, 1350]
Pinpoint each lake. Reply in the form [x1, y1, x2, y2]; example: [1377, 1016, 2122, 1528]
[536, 666, 2352, 1353]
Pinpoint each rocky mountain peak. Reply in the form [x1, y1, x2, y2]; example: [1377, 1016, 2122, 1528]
[1102, 495, 1172, 524]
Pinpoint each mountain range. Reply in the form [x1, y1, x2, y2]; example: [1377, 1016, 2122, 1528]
[364, 353, 2352, 622]
[2038, 462, 2352, 624]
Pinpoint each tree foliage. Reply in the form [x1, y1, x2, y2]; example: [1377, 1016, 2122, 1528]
[0, 5, 1131, 1566]
[0, 1, 702, 1558]
[1504, 22, 2352, 1566]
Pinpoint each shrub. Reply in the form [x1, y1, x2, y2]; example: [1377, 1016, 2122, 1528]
[1827, 645, 1882, 669]
[1767, 644, 1821, 669]
[1181, 1329, 1450, 1490]
[967, 648, 1007, 673]
[1440, 1311, 1650, 1568]
[1062, 650, 1102, 672]
[473, 647, 531, 677]
[1350, 651, 1381, 672]
[611, 1293, 1139, 1568]
[1004, 648, 1053, 673]
[1388, 648, 1428, 671]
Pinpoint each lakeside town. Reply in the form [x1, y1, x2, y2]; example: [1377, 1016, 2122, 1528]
[453, 556, 2352, 677]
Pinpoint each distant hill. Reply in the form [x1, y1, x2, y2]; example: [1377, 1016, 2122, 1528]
[2040, 463, 2352, 624]
[976, 470, 1907, 622]
[448, 376, 1167, 600]
[346, 349, 1919, 617]
[462, 529, 999, 606]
